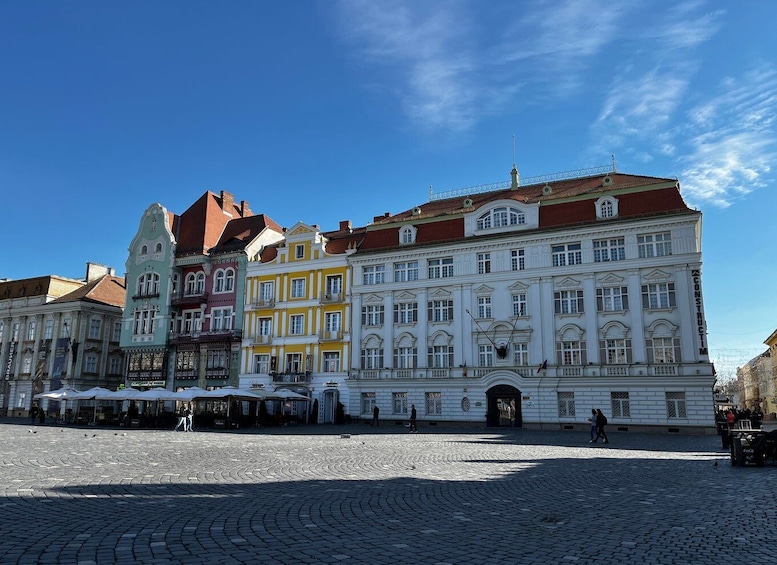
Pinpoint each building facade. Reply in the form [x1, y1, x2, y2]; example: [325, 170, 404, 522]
[240, 220, 363, 423]
[346, 170, 716, 433]
[122, 191, 283, 390]
[1, 263, 125, 416]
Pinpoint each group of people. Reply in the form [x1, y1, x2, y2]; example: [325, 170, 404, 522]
[588, 408, 609, 444]
[719, 407, 764, 430]
[173, 405, 194, 432]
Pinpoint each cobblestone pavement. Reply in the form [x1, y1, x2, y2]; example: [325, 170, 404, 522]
[1, 420, 775, 565]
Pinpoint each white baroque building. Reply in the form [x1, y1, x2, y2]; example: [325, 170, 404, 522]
[346, 170, 715, 433]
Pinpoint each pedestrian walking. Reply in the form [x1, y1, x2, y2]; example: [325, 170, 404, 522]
[591, 409, 609, 443]
[588, 408, 597, 441]
[185, 406, 194, 432]
[409, 404, 417, 433]
[372, 404, 380, 427]
[173, 406, 187, 431]
[30, 404, 39, 425]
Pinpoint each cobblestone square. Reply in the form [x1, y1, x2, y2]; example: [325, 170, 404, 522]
[1, 421, 775, 564]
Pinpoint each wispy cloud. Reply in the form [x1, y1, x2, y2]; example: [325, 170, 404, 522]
[679, 66, 777, 207]
[333, 0, 628, 132]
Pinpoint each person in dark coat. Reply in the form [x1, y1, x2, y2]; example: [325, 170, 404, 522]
[409, 404, 417, 433]
[372, 405, 380, 427]
[591, 409, 609, 443]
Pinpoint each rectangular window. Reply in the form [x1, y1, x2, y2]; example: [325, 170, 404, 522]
[477, 296, 492, 319]
[325, 275, 342, 298]
[647, 337, 680, 364]
[134, 309, 156, 336]
[258, 317, 272, 336]
[363, 265, 385, 285]
[611, 391, 630, 418]
[206, 349, 228, 369]
[85, 354, 98, 373]
[511, 249, 525, 271]
[477, 253, 491, 274]
[393, 302, 418, 324]
[666, 392, 687, 419]
[361, 305, 385, 326]
[596, 287, 629, 312]
[291, 278, 306, 298]
[295, 244, 304, 259]
[361, 348, 383, 369]
[556, 341, 586, 365]
[176, 351, 198, 372]
[558, 391, 576, 417]
[554, 290, 584, 314]
[427, 300, 454, 323]
[593, 237, 626, 262]
[285, 353, 302, 373]
[259, 281, 274, 303]
[600, 339, 632, 364]
[254, 354, 270, 374]
[393, 392, 408, 414]
[638, 232, 672, 258]
[361, 392, 376, 415]
[44, 320, 54, 340]
[289, 314, 304, 335]
[325, 312, 341, 332]
[479, 344, 494, 366]
[323, 352, 340, 372]
[394, 261, 419, 282]
[425, 392, 442, 415]
[26, 321, 36, 341]
[112, 321, 122, 342]
[428, 257, 453, 279]
[427, 346, 453, 368]
[641, 283, 676, 309]
[552, 243, 582, 267]
[109, 356, 122, 375]
[513, 343, 529, 366]
[393, 347, 417, 369]
[512, 293, 528, 317]
[211, 308, 233, 331]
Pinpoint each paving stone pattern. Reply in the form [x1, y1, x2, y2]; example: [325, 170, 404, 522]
[1, 421, 775, 564]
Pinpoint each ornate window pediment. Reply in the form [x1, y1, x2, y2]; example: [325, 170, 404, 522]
[644, 269, 672, 282]
[598, 273, 625, 285]
[556, 277, 581, 289]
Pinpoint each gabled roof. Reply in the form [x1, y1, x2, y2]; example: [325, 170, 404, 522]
[176, 191, 253, 256]
[0, 276, 84, 301]
[51, 275, 126, 308]
[210, 214, 284, 255]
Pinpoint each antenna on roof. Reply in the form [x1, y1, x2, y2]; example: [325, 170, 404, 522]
[510, 134, 520, 189]
[611, 154, 617, 173]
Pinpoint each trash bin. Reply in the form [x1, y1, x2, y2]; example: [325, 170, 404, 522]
[721, 430, 731, 450]
[730, 437, 745, 466]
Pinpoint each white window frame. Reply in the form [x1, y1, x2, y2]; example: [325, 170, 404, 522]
[479, 344, 494, 367]
[476, 206, 525, 230]
[289, 314, 305, 335]
[427, 300, 454, 323]
[552, 243, 582, 267]
[425, 392, 442, 415]
[557, 340, 586, 365]
[393, 392, 409, 414]
[393, 302, 418, 325]
[666, 392, 687, 419]
[477, 296, 492, 319]
[363, 265, 385, 285]
[641, 283, 676, 309]
[511, 249, 525, 271]
[254, 354, 270, 374]
[428, 257, 453, 279]
[596, 286, 629, 312]
[323, 351, 340, 372]
[638, 232, 672, 258]
[513, 343, 529, 366]
[558, 391, 576, 417]
[554, 290, 584, 314]
[361, 305, 385, 326]
[325, 311, 341, 332]
[611, 391, 630, 418]
[593, 237, 626, 262]
[601, 338, 632, 365]
[512, 293, 528, 317]
[291, 278, 306, 299]
[394, 261, 419, 282]
[477, 253, 491, 274]
[427, 346, 453, 368]
[259, 281, 275, 302]
[295, 244, 304, 259]
[361, 348, 383, 370]
[88, 318, 101, 340]
[393, 347, 417, 369]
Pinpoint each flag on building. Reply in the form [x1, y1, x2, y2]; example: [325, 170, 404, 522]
[537, 360, 547, 374]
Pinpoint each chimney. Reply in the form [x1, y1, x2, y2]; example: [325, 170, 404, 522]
[220, 190, 235, 213]
[339, 220, 352, 232]
[85, 262, 114, 282]
[373, 212, 391, 223]
[510, 165, 520, 190]
[240, 200, 252, 217]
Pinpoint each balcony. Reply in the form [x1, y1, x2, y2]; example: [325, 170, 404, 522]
[171, 291, 208, 307]
[168, 329, 242, 345]
[319, 330, 343, 342]
[251, 298, 275, 308]
[270, 371, 311, 383]
[321, 292, 343, 303]
[255, 334, 272, 345]
[132, 292, 160, 301]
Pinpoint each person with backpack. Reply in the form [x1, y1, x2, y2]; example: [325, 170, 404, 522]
[591, 408, 610, 444]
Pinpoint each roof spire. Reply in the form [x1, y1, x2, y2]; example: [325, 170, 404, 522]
[611, 154, 617, 173]
[510, 134, 520, 189]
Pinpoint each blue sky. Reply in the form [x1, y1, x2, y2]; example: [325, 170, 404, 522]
[1, 1, 775, 375]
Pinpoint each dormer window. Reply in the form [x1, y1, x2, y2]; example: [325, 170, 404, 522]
[595, 196, 618, 219]
[400, 226, 417, 245]
[476, 206, 525, 230]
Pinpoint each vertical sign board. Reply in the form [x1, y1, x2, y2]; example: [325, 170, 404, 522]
[691, 269, 708, 356]
[50, 337, 69, 391]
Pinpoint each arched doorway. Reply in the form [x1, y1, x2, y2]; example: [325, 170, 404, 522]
[319, 388, 339, 424]
[486, 384, 522, 427]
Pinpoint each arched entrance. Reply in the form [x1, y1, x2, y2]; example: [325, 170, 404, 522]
[486, 384, 522, 427]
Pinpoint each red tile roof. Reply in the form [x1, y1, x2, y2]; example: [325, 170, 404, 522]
[51, 275, 126, 308]
[176, 191, 255, 256]
[210, 214, 284, 254]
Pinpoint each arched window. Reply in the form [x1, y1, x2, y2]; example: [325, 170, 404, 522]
[214, 270, 226, 293]
[224, 268, 235, 292]
[595, 196, 619, 219]
[195, 273, 205, 294]
[400, 226, 416, 245]
[184, 273, 197, 296]
[26, 320, 36, 341]
[155, 242, 163, 253]
[477, 206, 525, 230]
[137, 273, 160, 296]
[140, 245, 148, 255]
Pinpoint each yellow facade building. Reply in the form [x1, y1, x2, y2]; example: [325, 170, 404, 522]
[240, 221, 363, 423]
